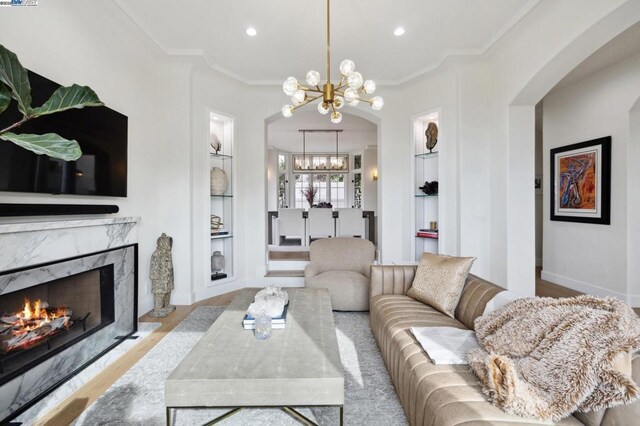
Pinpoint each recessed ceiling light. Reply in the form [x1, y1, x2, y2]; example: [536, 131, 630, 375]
[246, 27, 257, 37]
[394, 27, 405, 36]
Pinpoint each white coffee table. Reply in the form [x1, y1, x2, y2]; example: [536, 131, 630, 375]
[165, 288, 344, 425]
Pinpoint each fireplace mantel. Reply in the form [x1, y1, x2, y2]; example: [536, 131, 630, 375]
[0, 217, 140, 272]
[0, 217, 139, 235]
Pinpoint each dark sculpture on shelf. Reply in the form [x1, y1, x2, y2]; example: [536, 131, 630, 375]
[425, 122, 438, 153]
[419, 181, 438, 196]
[211, 133, 222, 154]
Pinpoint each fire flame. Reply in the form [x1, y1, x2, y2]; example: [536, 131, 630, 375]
[11, 298, 70, 336]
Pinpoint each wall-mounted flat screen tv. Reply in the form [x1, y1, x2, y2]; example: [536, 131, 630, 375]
[0, 71, 128, 197]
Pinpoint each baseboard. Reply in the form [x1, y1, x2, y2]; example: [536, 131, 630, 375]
[627, 294, 640, 308]
[540, 270, 629, 302]
[137, 299, 154, 319]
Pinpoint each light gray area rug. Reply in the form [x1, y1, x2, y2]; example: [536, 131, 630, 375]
[73, 307, 407, 425]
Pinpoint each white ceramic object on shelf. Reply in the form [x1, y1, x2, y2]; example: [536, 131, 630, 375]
[210, 167, 228, 195]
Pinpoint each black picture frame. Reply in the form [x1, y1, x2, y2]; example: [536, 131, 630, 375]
[550, 136, 611, 225]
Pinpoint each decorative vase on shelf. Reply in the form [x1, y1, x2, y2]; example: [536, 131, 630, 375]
[210, 167, 228, 195]
[211, 251, 225, 274]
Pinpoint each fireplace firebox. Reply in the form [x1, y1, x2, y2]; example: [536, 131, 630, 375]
[0, 266, 115, 386]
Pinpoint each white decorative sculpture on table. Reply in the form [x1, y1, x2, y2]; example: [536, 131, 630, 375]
[149, 233, 176, 317]
[247, 286, 289, 319]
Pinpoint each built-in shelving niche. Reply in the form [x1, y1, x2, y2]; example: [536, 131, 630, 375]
[209, 112, 235, 283]
[413, 110, 441, 260]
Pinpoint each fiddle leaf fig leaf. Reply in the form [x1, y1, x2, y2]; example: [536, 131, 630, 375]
[0, 83, 10, 114]
[0, 132, 82, 161]
[0, 44, 32, 115]
[31, 84, 103, 117]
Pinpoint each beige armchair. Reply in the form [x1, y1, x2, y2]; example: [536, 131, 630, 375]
[304, 237, 375, 311]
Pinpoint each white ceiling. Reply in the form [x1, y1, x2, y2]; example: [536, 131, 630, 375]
[115, 0, 537, 85]
[268, 111, 376, 153]
[551, 21, 640, 92]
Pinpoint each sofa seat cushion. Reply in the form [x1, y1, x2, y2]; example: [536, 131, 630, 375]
[305, 270, 369, 311]
[370, 295, 582, 426]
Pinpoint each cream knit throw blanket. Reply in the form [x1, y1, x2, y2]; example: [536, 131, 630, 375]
[468, 295, 640, 422]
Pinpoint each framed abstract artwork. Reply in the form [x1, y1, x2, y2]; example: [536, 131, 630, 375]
[550, 136, 611, 224]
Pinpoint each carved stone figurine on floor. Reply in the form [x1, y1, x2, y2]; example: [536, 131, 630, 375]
[149, 233, 176, 317]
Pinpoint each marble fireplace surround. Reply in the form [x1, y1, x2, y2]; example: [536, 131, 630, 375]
[0, 217, 139, 423]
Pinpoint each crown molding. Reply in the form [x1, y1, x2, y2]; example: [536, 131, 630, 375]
[114, 0, 542, 87]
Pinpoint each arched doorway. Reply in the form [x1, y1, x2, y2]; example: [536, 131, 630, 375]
[505, 1, 640, 295]
[263, 110, 381, 282]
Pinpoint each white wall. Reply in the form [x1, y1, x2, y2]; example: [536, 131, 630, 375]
[535, 103, 544, 267]
[542, 51, 640, 302]
[629, 100, 640, 305]
[362, 147, 378, 213]
[266, 148, 278, 211]
[0, 1, 163, 315]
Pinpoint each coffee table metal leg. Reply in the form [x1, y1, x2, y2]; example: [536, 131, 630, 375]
[340, 405, 344, 426]
[166, 407, 171, 426]
[203, 407, 243, 425]
[282, 407, 318, 425]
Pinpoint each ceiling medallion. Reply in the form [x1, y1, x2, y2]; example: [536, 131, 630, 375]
[281, 0, 383, 124]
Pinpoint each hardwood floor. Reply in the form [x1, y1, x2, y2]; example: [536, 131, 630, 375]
[35, 290, 241, 426]
[536, 267, 640, 316]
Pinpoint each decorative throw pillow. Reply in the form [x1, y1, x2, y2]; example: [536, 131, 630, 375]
[407, 252, 476, 318]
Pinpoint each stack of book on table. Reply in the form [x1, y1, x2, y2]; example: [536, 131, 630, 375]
[417, 229, 439, 239]
[242, 304, 288, 330]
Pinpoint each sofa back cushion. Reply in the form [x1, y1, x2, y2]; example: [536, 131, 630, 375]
[309, 237, 375, 277]
[454, 274, 505, 330]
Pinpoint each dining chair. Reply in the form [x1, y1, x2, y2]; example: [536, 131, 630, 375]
[336, 208, 365, 238]
[276, 208, 305, 246]
[306, 208, 335, 245]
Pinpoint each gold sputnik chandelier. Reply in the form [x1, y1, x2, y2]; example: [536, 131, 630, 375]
[281, 0, 383, 124]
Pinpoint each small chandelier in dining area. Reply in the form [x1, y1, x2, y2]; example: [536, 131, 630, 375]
[281, 0, 383, 124]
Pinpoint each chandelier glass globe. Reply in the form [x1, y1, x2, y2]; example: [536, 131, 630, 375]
[370, 96, 384, 111]
[282, 105, 294, 118]
[318, 102, 330, 115]
[348, 98, 360, 106]
[339, 59, 355, 76]
[306, 70, 321, 87]
[334, 96, 344, 109]
[330, 111, 343, 124]
[292, 89, 306, 105]
[282, 77, 299, 96]
[344, 88, 359, 103]
[363, 80, 376, 94]
[347, 71, 363, 90]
